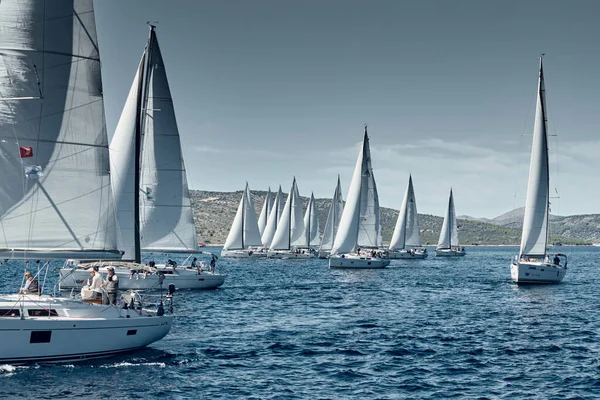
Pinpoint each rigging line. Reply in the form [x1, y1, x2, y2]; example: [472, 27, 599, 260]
[72, 8, 101, 59]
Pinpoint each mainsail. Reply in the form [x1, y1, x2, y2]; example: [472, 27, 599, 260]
[437, 189, 459, 250]
[257, 187, 273, 237]
[520, 58, 550, 258]
[302, 193, 321, 247]
[389, 175, 422, 250]
[319, 177, 344, 252]
[0, 0, 120, 259]
[223, 183, 262, 250]
[261, 186, 284, 247]
[270, 178, 305, 250]
[331, 127, 381, 255]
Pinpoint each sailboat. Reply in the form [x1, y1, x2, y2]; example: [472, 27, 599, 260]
[388, 175, 428, 259]
[59, 25, 224, 290]
[329, 127, 390, 268]
[268, 178, 315, 259]
[436, 188, 466, 257]
[221, 183, 266, 258]
[511, 57, 567, 284]
[301, 192, 321, 249]
[258, 187, 273, 237]
[0, 0, 172, 363]
[261, 185, 285, 248]
[318, 177, 344, 259]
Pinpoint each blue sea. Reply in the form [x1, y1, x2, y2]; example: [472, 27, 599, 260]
[2, 246, 600, 399]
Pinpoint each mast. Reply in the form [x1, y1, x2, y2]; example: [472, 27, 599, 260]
[241, 184, 246, 250]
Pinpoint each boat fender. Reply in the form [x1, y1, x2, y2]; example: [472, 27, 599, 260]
[248, 251, 253, 256]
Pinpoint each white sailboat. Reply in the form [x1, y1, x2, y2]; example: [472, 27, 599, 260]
[0, 0, 172, 363]
[436, 188, 466, 257]
[318, 176, 344, 259]
[301, 192, 321, 248]
[261, 185, 285, 248]
[59, 25, 224, 290]
[388, 175, 428, 259]
[268, 178, 315, 258]
[511, 57, 567, 284]
[221, 183, 266, 258]
[329, 127, 390, 268]
[258, 187, 273, 237]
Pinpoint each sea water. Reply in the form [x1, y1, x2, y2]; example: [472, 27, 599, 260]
[1, 246, 600, 399]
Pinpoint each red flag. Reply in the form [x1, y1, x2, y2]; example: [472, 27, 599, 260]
[20, 147, 33, 158]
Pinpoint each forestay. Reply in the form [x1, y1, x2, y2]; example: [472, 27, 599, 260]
[0, 0, 120, 259]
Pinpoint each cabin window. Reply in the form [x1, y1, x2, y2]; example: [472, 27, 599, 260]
[127, 330, 137, 336]
[0, 309, 20, 317]
[28, 309, 58, 317]
[30, 331, 52, 343]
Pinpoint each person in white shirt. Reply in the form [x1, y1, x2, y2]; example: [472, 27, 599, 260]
[88, 269, 104, 299]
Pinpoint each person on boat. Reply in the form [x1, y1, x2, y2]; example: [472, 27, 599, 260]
[87, 269, 103, 299]
[102, 267, 119, 305]
[191, 257, 198, 269]
[21, 272, 39, 295]
[553, 255, 560, 265]
[209, 255, 217, 272]
[166, 259, 177, 270]
[149, 259, 156, 269]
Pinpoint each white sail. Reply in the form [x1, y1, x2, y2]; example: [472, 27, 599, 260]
[0, 0, 120, 259]
[257, 187, 273, 237]
[437, 189, 459, 249]
[319, 177, 344, 251]
[223, 183, 263, 250]
[261, 186, 284, 247]
[520, 59, 550, 257]
[270, 178, 305, 250]
[302, 193, 321, 247]
[331, 128, 381, 254]
[139, 28, 197, 253]
[389, 175, 422, 250]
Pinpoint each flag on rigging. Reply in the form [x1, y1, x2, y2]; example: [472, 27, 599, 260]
[20, 147, 33, 158]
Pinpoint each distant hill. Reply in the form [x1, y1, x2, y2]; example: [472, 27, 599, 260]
[191, 190, 595, 246]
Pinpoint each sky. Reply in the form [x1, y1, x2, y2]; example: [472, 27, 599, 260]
[94, 0, 599, 219]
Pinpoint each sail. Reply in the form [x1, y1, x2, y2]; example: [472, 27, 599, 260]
[0, 0, 120, 259]
[110, 56, 145, 261]
[520, 59, 550, 257]
[261, 186, 284, 247]
[223, 184, 262, 250]
[302, 193, 321, 247]
[332, 128, 380, 254]
[257, 188, 273, 237]
[389, 175, 422, 250]
[139, 28, 198, 253]
[437, 189, 459, 249]
[319, 177, 344, 251]
[270, 178, 305, 250]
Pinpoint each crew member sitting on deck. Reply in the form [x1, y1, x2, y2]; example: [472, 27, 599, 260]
[553, 255, 560, 265]
[21, 272, 39, 295]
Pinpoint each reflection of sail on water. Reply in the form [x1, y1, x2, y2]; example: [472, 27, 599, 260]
[331, 127, 381, 255]
[0, 0, 120, 260]
[390, 175, 422, 250]
[223, 184, 262, 251]
[110, 26, 197, 262]
[319, 177, 344, 252]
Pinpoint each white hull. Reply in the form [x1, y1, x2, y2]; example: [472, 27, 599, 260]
[59, 264, 225, 291]
[267, 250, 316, 259]
[329, 254, 390, 269]
[220, 249, 267, 258]
[317, 250, 331, 259]
[388, 249, 428, 259]
[0, 295, 172, 364]
[511, 260, 566, 284]
[436, 249, 466, 257]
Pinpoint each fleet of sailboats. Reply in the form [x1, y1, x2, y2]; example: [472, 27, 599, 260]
[510, 57, 567, 284]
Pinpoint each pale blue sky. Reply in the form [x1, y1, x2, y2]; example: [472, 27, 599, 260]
[95, 0, 599, 218]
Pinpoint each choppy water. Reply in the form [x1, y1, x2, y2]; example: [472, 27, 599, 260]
[2, 246, 600, 399]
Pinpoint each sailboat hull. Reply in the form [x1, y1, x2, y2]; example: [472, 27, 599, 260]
[220, 249, 267, 258]
[329, 254, 390, 269]
[317, 250, 331, 259]
[267, 250, 316, 259]
[388, 249, 428, 259]
[0, 295, 172, 364]
[435, 249, 466, 257]
[59, 265, 225, 290]
[510, 260, 566, 284]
